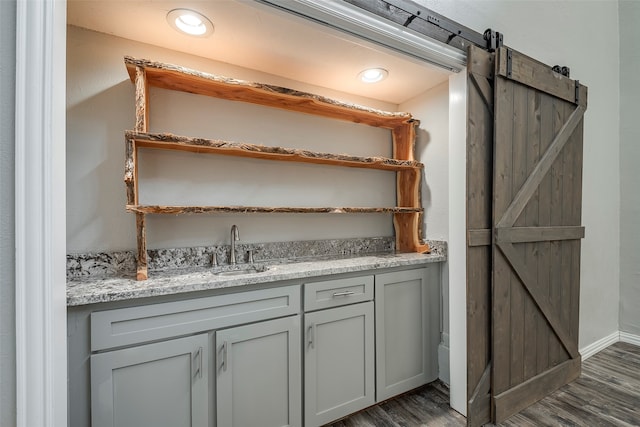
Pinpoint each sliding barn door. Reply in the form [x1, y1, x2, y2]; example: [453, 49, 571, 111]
[491, 47, 587, 422]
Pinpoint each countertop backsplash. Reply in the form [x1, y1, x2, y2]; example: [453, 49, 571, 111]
[67, 237, 446, 280]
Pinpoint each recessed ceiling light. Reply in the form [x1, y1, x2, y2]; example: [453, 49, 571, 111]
[167, 9, 214, 37]
[358, 68, 389, 83]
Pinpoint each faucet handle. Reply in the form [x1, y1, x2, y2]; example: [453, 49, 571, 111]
[247, 250, 254, 264]
[212, 252, 218, 267]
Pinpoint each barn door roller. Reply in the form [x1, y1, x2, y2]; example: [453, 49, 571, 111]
[483, 29, 504, 52]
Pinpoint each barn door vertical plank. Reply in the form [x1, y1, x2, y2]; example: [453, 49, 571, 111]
[568, 90, 587, 370]
[569, 113, 585, 343]
[536, 94, 562, 374]
[524, 87, 542, 381]
[552, 98, 571, 365]
[547, 104, 568, 370]
[466, 45, 494, 427]
[509, 82, 529, 387]
[492, 48, 515, 399]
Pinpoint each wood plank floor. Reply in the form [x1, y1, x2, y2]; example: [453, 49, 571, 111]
[325, 342, 640, 427]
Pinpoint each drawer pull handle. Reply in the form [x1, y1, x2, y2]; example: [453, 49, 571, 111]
[332, 290, 355, 297]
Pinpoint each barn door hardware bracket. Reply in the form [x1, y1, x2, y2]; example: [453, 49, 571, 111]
[484, 29, 504, 52]
[552, 65, 571, 78]
[346, 0, 489, 49]
[386, 0, 488, 45]
[574, 80, 580, 104]
[506, 48, 513, 78]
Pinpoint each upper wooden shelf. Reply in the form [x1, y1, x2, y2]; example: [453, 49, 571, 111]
[124, 56, 417, 130]
[126, 131, 423, 172]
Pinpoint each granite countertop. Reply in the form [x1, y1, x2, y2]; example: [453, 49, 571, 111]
[67, 249, 446, 307]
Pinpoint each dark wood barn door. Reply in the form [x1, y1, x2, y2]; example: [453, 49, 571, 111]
[466, 45, 587, 426]
[491, 47, 587, 422]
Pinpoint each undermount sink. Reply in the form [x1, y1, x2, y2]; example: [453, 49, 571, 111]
[213, 264, 269, 277]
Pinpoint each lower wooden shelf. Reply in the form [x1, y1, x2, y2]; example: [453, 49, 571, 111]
[126, 205, 423, 214]
[127, 205, 429, 281]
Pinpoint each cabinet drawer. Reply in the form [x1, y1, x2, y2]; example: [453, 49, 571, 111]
[304, 276, 373, 311]
[91, 285, 300, 351]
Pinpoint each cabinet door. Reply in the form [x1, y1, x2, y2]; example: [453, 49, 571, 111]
[91, 333, 209, 427]
[304, 302, 375, 427]
[216, 316, 301, 427]
[375, 268, 439, 401]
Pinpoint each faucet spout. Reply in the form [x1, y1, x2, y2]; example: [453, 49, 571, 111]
[230, 225, 240, 265]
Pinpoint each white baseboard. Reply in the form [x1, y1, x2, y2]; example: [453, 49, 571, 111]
[580, 331, 619, 360]
[619, 331, 640, 346]
[438, 332, 450, 386]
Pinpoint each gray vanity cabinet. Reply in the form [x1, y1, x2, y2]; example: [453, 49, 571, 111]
[375, 267, 439, 401]
[78, 266, 440, 427]
[303, 276, 376, 427]
[91, 333, 209, 427]
[216, 315, 302, 427]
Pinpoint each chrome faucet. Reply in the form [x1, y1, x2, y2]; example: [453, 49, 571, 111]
[230, 225, 240, 265]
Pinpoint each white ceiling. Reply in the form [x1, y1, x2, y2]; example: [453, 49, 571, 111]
[67, 0, 452, 104]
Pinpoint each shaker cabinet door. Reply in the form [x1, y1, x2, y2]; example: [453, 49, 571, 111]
[216, 316, 302, 427]
[91, 333, 209, 427]
[304, 302, 375, 427]
[375, 268, 439, 401]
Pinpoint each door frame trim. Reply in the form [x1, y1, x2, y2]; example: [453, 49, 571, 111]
[448, 69, 469, 416]
[14, 0, 67, 425]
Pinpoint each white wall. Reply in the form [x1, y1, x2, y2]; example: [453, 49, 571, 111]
[0, 1, 16, 425]
[400, 82, 450, 334]
[619, 0, 640, 336]
[421, 0, 621, 351]
[400, 82, 452, 384]
[401, 81, 450, 242]
[67, 26, 409, 253]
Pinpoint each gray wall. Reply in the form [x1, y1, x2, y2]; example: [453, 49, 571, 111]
[0, 0, 16, 425]
[619, 0, 640, 336]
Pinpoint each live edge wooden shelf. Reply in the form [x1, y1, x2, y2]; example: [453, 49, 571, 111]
[124, 56, 429, 280]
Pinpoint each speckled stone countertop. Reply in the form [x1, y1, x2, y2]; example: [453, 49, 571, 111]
[67, 239, 446, 307]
